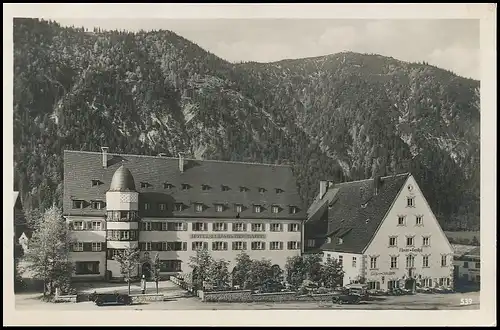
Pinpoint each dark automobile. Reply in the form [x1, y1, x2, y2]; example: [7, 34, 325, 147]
[332, 293, 362, 305]
[93, 293, 132, 306]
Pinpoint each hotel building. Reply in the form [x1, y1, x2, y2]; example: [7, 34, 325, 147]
[305, 173, 454, 291]
[63, 148, 306, 281]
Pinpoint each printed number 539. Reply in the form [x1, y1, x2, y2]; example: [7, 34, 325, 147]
[460, 298, 473, 305]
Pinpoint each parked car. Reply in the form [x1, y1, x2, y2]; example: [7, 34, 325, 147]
[332, 293, 362, 305]
[93, 293, 132, 306]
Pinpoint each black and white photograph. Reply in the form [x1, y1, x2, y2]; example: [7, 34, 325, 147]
[3, 3, 496, 327]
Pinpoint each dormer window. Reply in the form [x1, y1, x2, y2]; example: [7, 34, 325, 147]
[72, 200, 85, 209]
[174, 203, 184, 211]
[337, 237, 343, 245]
[239, 186, 249, 192]
[182, 184, 190, 190]
[201, 184, 211, 191]
[235, 204, 243, 213]
[140, 182, 150, 189]
[194, 203, 203, 212]
[159, 203, 167, 211]
[143, 203, 151, 211]
[215, 204, 224, 212]
[361, 203, 368, 209]
[164, 183, 173, 189]
[258, 187, 266, 193]
[221, 185, 230, 191]
[91, 201, 104, 210]
[289, 206, 298, 214]
[275, 188, 284, 194]
[253, 205, 262, 213]
[91, 179, 102, 187]
[271, 205, 280, 214]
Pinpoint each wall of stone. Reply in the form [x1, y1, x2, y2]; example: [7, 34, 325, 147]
[130, 293, 165, 303]
[200, 290, 337, 303]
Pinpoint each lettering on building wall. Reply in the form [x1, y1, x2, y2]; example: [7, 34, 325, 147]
[190, 233, 267, 239]
[398, 247, 423, 253]
[370, 271, 396, 276]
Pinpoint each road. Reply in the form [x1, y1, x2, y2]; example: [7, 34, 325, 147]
[15, 289, 480, 311]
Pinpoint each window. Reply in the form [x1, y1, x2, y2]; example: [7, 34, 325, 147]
[174, 203, 184, 211]
[201, 184, 211, 191]
[446, 278, 451, 286]
[439, 278, 445, 286]
[212, 241, 228, 251]
[213, 223, 228, 232]
[181, 184, 190, 190]
[164, 242, 187, 251]
[406, 255, 415, 268]
[143, 242, 152, 251]
[251, 242, 266, 250]
[388, 280, 399, 290]
[307, 239, 315, 248]
[232, 223, 247, 232]
[165, 222, 187, 231]
[370, 256, 378, 269]
[463, 261, 469, 269]
[72, 200, 85, 209]
[73, 242, 84, 252]
[159, 260, 182, 272]
[221, 185, 230, 191]
[338, 255, 343, 266]
[192, 241, 208, 251]
[240, 186, 249, 192]
[91, 179, 101, 187]
[422, 236, 430, 246]
[194, 203, 203, 212]
[275, 188, 284, 194]
[215, 204, 224, 212]
[441, 255, 448, 267]
[270, 223, 283, 232]
[289, 206, 298, 214]
[92, 242, 102, 252]
[407, 197, 415, 207]
[397, 216, 406, 226]
[164, 183, 173, 189]
[75, 261, 99, 275]
[475, 262, 480, 269]
[140, 182, 149, 188]
[159, 203, 167, 211]
[406, 236, 415, 247]
[251, 223, 264, 232]
[107, 249, 123, 260]
[389, 236, 397, 247]
[232, 241, 247, 251]
[91, 221, 102, 231]
[390, 256, 398, 269]
[326, 254, 331, 262]
[235, 204, 243, 213]
[270, 241, 283, 250]
[367, 281, 380, 290]
[422, 278, 432, 287]
[143, 203, 151, 211]
[73, 221, 84, 231]
[253, 205, 262, 213]
[91, 201, 104, 210]
[422, 255, 429, 267]
[288, 223, 300, 232]
[416, 215, 423, 225]
[287, 241, 300, 250]
[192, 222, 207, 231]
[258, 187, 266, 193]
[337, 237, 343, 245]
[141, 222, 152, 231]
[271, 205, 280, 214]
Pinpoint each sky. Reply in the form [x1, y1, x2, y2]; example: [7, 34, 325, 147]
[54, 18, 480, 80]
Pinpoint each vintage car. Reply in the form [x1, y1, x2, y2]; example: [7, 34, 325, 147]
[331, 293, 362, 304]
[93, 293, 132, 306]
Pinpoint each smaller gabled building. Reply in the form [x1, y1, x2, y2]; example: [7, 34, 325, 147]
[305, 173, 454, 292]
[453, 245, 480, 285]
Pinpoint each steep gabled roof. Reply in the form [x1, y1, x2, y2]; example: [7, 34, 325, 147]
[308, 173, 410, 254]
[63, 150, 305, 220]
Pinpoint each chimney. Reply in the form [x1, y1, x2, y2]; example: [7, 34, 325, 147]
[319, 181, 328, 199]
[101, 147, 109, 168]
[373, 176, 382, 196]
[178, 153, 184, 173]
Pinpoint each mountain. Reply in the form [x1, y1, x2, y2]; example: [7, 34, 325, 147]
[12, 18, 480, 230]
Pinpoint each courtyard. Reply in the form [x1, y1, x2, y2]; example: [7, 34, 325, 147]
[15, 280, 480, 311]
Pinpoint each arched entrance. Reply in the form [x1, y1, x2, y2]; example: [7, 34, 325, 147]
[141, 262, 152, 280]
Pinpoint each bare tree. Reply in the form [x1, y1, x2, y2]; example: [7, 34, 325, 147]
[113, 247, 140, 295]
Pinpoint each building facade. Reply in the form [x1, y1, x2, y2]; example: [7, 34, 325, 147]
[453, 246, 480, 285]
[305, 173, 454, 291]
[63, 149, 306, 281]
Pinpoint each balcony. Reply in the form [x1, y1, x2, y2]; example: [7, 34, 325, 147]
[106, 211, 140, 222]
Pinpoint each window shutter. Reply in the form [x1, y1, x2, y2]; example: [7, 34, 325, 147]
[83, 243, 92, 252]
[224, 242, 228, 250]
[262, 242, 266, 250]
[243, 242, 247, 250]
[68, 222, 73, 230]
[182, 222, 187, 231]
[203, 242, 208, 250]
[212, 242, 216, 250]
[182, 242, 187, 251]
[280, 242, 283, 250]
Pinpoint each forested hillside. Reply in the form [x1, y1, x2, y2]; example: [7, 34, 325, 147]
[13, 18, 480, 230]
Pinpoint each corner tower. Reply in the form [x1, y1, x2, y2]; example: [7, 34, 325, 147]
[105, 164, 140, 279]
